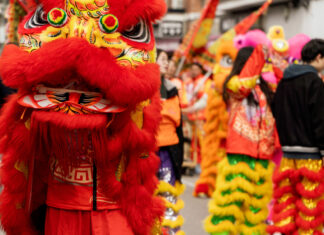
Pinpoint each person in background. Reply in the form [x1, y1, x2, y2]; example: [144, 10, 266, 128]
[155, 49, 185, 235]
[268, 39, 324, 235]
[205, 46, 276, 235]
[166, 60, 185, 104]
[182, 63, 211, 170]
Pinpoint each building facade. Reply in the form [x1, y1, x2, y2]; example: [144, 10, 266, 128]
[156, 0, 322, 52]
[155, 0, 207, 51]
[0, 0, 9, 52]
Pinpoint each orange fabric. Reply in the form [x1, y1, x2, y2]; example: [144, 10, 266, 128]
[157, 96, 181, 147]
[45, 207, 134, 235]
[170, 78, 187, 106]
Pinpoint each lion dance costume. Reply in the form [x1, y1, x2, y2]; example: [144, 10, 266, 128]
[0, 0, 167, 234]
[193, 39, 237, 198]
[205, 46, 277, 235]
[193, 0, 273, 199]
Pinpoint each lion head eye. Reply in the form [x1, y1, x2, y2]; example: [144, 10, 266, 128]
[25, 6, 48, 29]
[220, 55, 233, 68]
[122, 19, 150, 44]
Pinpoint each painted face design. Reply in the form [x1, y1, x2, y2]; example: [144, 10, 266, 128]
[3, 0, 165, 117]
[19, 0, 155, 67]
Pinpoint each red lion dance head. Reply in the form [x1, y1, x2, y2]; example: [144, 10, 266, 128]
[0, 0, 166, 234]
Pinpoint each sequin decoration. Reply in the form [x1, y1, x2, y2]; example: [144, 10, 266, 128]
[67, 0, 110, 19]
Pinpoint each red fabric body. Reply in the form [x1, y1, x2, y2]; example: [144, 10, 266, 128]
[226, 85, 277, 160]
[0, 0, 167, 234]
[47, 161, 119, 210]
[225, 46, 277, 160]
[45, 207, 134, 235]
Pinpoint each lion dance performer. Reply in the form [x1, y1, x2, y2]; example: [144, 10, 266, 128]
[205, 46, 277, 235]
[193, 39, 237, 197]
[194, 0, 273, 198]
[155, 49, 185, 235]
[0, 0, 167, 234]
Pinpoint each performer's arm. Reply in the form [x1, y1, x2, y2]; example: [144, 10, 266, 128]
[226, 45, 265, 99]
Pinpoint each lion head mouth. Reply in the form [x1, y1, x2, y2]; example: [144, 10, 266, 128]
[18, 80, 127, 115]
[0, 38, 160, 110]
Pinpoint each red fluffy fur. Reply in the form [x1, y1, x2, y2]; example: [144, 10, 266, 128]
[296, 213, 324, 230]
[273, 197, 296, 213]
[0, 83, 163, 235]
[0, 39, 160, 107]
[296, 199, 324, 216]
[269, 165, 324, 235]
[267, 223, 296, 235]
[0, 0, 167, 234]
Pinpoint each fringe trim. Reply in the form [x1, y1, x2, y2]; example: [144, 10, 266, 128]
[273, 185, 295, 199]
[296, 199, 324, 216]
[244, 208, 269, 225]
[296, 182, 324, 199]
[298, 167, 324, 182]
[218, 158, 274, 184]
[267, 223, 296, 234]
[272, 208, 296, 223]
[273, 197, 296, 213]
[163, 198, 185, 213]
[156, 181, 185, 197]
[193, 183, 211, 197]
[208, 202, 245, 222]
[296, 213, 324, 230]
[239, 223, 266, 235]
[273, 169, 298, 184]
[204, 215, 237, 234]
[162, 215, 184, 229]
[212, 190, 271, 209]
[216, 176, 273, 198]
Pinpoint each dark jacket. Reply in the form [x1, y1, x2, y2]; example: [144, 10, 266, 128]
[272, 64, 324, 159]
[0, 80, 14, 108]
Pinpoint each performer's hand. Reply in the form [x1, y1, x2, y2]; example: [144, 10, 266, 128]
[182, 106, 195, 114]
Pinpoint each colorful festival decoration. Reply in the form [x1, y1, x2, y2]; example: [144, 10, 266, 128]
[0, 0, 167, 234]
[172, 0, 220, 68]
[196, 0, 273, 71]
[99, 14, 119, 33]
[194, 0, 273, 200]
[205, 46, 277, 235]
[47, 8, 68, 27]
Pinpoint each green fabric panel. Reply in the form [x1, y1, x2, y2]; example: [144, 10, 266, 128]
[211, 215, 235, 225]
[227, 154, 269, 170]
[249, 205, 261, 214]
[211, 232, 230, 235]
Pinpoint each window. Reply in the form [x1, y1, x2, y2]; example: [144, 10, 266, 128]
[170, 0, 184, 10]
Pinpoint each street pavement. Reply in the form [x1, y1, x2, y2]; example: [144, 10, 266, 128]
[181, 175, 210, 235]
